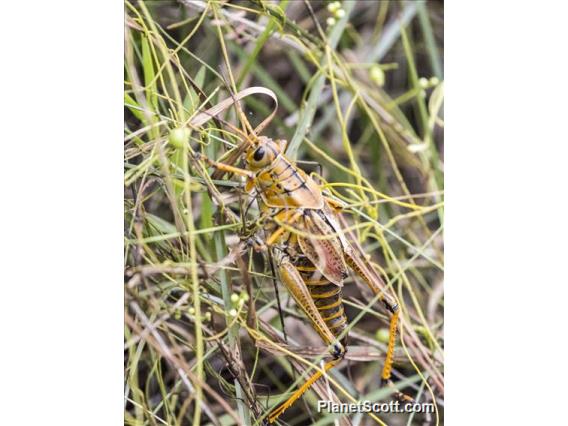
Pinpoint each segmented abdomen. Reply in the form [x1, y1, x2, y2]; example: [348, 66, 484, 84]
[295, 257, 348, 342]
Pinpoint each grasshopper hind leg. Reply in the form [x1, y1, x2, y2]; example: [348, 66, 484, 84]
[268, 258, 346, 423]
[343, 247, 414, 402]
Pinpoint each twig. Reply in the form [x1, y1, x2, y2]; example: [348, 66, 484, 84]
[126, 303, 239, 425]
[179, 0, 308, 53]
[287, 0, 356, 158]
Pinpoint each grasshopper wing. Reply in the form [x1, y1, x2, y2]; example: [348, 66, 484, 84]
[297, 212, 348, 286]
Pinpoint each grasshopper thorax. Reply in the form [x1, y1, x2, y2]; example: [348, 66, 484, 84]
[244, 136, 286, 171]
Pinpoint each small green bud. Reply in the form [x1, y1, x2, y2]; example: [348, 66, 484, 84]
[327, 1, 341, 13]
[229, 309, 238, 317]
[204, 311, 212, 321]
[369, 65, 385, 87]
[335, 9, 345, 19]
[376, 328, 390, 344]
[419, 77, 429, 88]
[230, 293, 239, 304]
[326, 17, 336, 27]
[188, 307, 196, 315]
[429, 76, 440, 86]
[168, 127, 190, 149]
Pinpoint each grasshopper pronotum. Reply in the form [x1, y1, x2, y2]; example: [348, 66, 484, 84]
[191, 89, 412, 423]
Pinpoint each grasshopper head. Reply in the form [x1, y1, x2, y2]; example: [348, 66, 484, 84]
[244, 136, 286, 171]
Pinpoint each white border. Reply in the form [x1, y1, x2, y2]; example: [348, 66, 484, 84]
[0, 1, 123, 424]
[1, 1, 568, 424]
[446, 1, 568, 424]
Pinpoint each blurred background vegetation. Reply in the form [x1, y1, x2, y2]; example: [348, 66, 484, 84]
[125, 1, 444, 425]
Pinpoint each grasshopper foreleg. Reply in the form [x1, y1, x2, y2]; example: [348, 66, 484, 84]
[195, 152, 255, 178]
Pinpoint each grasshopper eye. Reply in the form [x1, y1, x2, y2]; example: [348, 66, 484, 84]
[253, 147, 265, 162]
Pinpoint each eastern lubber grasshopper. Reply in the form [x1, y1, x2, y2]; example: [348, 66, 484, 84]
[189, 88, 413, 423]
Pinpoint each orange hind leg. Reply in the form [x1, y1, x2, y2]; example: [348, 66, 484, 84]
[268, 258, 345, 423]
[344, 246, 413, 401]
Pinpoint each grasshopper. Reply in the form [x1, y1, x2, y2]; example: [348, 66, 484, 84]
[186, 84, 414, 422]
[196, 131, 412, 423]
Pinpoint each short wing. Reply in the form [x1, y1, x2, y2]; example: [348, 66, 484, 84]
[297, 212, 348, 286]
